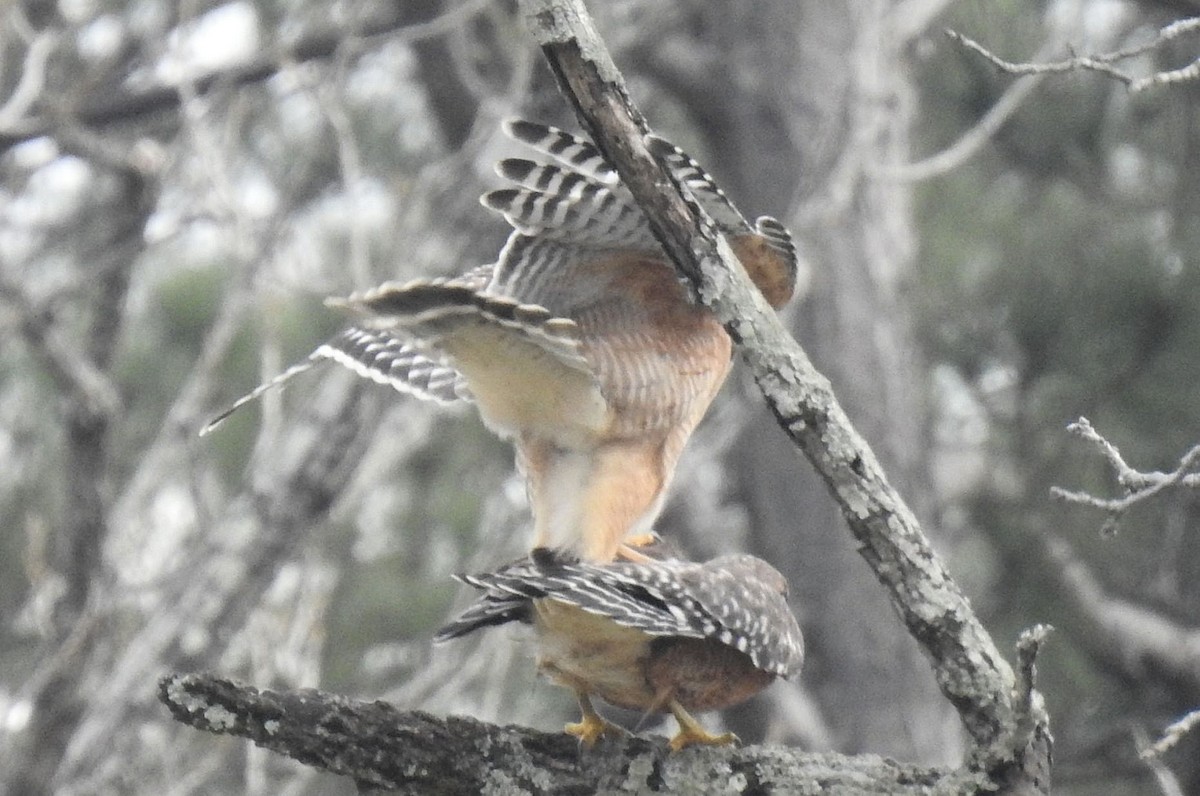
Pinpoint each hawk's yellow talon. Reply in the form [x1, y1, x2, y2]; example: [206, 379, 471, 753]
[564, 714, 626, 747]
[566, 692, 626, 747]
[667, 727, 739, 751]
[667, 699, 739, 751]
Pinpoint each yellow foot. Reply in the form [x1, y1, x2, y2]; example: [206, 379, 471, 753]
[665, 698, 739, 752]
[667, 727, 739, 752]
[565, 713, 627, 747]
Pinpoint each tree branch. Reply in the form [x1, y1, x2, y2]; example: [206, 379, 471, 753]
[875, 39, 1056, 183]
[946, 18, 1200, 93]
[1050, 417, 1200, 536]
[0, 3, 490, 151]
[1142, 708, 1200, 761]
[1042, 533, 1200, 696]
[158, 672, 982, 795]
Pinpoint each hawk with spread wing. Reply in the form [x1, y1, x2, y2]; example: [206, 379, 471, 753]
[206, 121, 797, 563]
[435, 548, 805, 750]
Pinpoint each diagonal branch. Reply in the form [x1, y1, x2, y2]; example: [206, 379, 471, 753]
[1042, 533, 1200, 696]
[876, 38, 1059, 183]
[1142, 708, 1200, 760]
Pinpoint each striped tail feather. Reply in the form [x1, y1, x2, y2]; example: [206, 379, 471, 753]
[643, 133, 752, 233]
[316, 327, 469, 404]
[199, 327, 471, 436]
[432, 593, 532, 643]
[481, 184, 649, 249]
[502, 119, 618, 185]
[199, 356, 325, 436]
[435, 555, 706, 643]
[494, 120, 778, 246]
[753, 215, 796, 263]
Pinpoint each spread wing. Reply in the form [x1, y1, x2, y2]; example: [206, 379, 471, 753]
[202, 121, 792, 445]
[334, 278, 609, 442]
[479, 121, 744, 442]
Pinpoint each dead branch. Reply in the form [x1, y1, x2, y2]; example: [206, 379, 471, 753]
[1142, 708, 1200, 760]
[0, 3, 490, 151]
[877, 37, 1057, 182]
[1050, 417, 1200, 535]
[946, 18, 1200, 92]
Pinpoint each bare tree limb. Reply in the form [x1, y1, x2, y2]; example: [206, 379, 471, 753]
[0, 27, 57, 128]
[1142, 708, 1200, 760]
[1043, 534, 1200, 696]
[1014, 625, 1052, 743]
[53, 371, 378, 788]
[1051, 417, 1200, 536]
[876, 39, 1057, 183]
[1, 159, 151, 796]
[0, 273, 121, 419]
[946, 18, 1200, 92]
[0, 3, 491, 151]
[158, 672, 984, 795]
[1132, 724, 1186, 796]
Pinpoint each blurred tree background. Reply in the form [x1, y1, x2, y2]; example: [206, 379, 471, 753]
[0, 1, 1197, 794]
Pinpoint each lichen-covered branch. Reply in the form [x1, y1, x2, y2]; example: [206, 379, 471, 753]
[517, 0, 1039, 777]
[159, 672, 980, 795]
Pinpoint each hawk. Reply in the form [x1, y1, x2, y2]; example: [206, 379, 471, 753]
[435, 548, 805, 751]
[205, 120, 797, 563]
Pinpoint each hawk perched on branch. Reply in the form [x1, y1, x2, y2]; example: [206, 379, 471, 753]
[435, 548, 805, 750]
[205, 120, 797, 563]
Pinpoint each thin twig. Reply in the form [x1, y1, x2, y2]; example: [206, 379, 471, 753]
[946, 18, 1200, 93]
[1050, 417, 1200, 535]
[946, 29, 1131, 83]
[877, 39, 1053, 182]
[1133, 725, 1186, 796]
[1141, 708, 1200, 760]
[0, 272, 121, 418]
[0, 30, 57, 129]
[0, 3, 494, 150]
